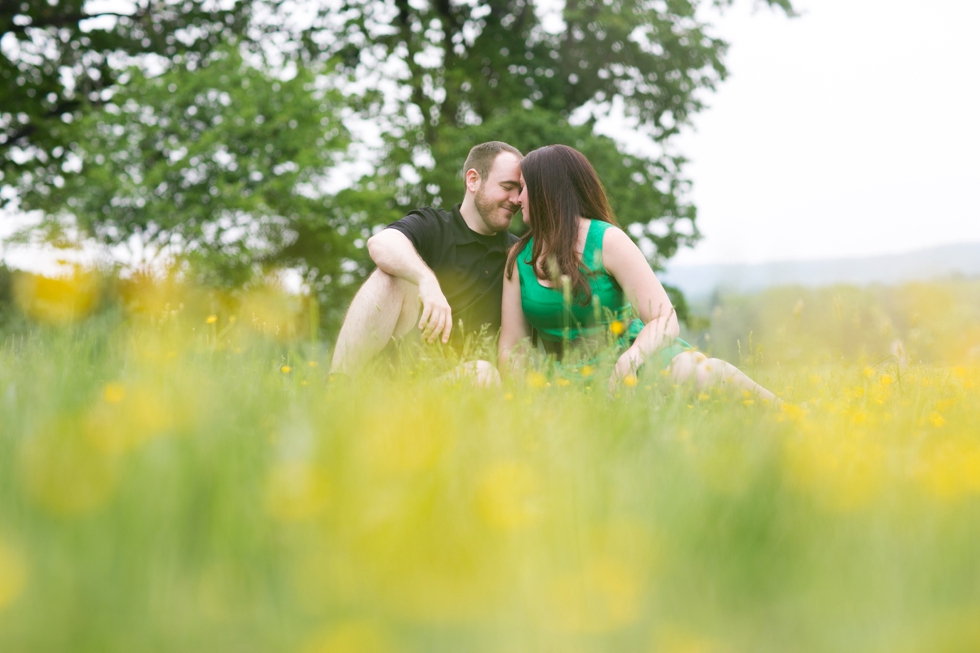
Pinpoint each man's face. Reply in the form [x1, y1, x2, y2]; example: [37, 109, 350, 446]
[473, 152, 523, 233]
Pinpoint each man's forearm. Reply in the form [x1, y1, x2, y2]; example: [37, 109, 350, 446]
[366, 229, 437, 286]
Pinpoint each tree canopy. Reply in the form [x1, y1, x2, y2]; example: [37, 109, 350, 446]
[17, 48, 350, 287]
[2, 0, 795, 330]
[0, 0, 260, 193]
[319, 0, 794, 273]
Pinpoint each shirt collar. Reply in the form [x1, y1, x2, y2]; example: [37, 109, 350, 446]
[451, 203, 503, 247]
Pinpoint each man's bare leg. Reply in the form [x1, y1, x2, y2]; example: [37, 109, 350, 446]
[438, 360, 501, 388]
[330, 269, 420, 376]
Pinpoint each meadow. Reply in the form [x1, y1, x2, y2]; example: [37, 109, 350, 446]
[1, 274, 979, 652]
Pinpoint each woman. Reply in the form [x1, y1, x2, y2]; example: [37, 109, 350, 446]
[498, 144, 776, 401]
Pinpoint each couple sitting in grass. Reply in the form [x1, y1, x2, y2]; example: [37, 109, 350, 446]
[330, 141, 776, 402]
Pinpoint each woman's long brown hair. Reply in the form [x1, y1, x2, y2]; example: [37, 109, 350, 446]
[505, 144, 618, 304]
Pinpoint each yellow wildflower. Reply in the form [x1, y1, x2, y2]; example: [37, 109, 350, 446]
[475, 461, 541, 530]
[914, 437, 980, 500]
[13, 270, 99, 324]
[103, 383, 126, 404]
[609, 320, 625, 336]
[581, 365, 595, 377]
[303, 621, 395, 653]
[206, 314, 218, 324]
[526, 371, 547, 388]
[0, 541, 28, 611]
[623, 374, 638, 387]
[544, 556, 642, 633]
[780, 403, 805, 421]
[281, 365, 292, 374]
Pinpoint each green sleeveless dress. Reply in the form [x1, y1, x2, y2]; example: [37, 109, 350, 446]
[517, 220, 691, 370]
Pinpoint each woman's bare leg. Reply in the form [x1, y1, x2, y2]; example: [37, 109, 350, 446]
[667, 350, 777, 403]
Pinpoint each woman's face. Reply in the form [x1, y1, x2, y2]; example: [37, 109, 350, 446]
[518, 173, 529, 226]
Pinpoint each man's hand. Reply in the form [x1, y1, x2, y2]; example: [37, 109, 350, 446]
[418, 276, 453, 344]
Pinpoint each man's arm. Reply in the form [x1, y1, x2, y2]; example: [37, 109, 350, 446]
[366, 228, 453, 344]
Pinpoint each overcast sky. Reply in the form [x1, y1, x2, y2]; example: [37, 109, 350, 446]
[653, 0, 980, 266]
[3, 0, 978, 273]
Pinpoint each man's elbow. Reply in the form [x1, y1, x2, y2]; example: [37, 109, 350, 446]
[366, 232, 387, 264]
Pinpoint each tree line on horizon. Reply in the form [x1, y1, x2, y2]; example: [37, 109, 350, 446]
[1, 0, 794, 331]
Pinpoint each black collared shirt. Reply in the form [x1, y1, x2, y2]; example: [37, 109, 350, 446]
[387, 204, 518, 339]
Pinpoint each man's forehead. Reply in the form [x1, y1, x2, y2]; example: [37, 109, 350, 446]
[488, 152, 522, 182]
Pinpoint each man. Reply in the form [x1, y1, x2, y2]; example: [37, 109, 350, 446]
[330, 141, 523, 377]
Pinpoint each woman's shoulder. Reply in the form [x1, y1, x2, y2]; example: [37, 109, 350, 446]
[593, 221, 630, 251]
[599, 221, 629, 239]
[514, 236, 534, 273]
[516, 235, 534, 256]
[590, 219, 617, 233]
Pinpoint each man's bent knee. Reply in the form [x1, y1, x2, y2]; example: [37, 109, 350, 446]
[361, 268, 412, 300]
[331, 270, 421, 375]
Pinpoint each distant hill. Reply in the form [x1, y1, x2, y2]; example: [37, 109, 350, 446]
[660, 242, 980, 299]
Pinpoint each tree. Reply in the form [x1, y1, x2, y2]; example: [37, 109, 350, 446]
[0, 0, 260, 198]
[319, 0, 794, 271]
[14, 48, 351, 292]
[3, 0, 796, 333]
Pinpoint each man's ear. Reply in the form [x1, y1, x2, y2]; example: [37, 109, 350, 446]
[464, 168, 482, 193]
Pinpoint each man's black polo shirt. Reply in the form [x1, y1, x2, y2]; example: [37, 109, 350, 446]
[387, 203, 518, 339]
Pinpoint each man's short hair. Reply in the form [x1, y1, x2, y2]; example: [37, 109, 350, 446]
[461, 141, 523, 182]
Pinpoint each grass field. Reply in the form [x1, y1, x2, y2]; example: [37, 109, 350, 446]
[1, 275, 980, 652]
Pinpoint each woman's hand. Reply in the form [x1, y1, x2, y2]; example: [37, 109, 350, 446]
[609, 346, 645, 393]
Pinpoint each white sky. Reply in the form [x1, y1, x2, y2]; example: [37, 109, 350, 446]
[4, 0, 979, 272]
[659, 0, 980, 266]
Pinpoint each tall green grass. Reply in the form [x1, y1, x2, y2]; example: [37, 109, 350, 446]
[1, 280, 979, 652]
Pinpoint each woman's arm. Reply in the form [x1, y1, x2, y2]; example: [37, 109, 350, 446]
[498, 267, 532, 378]
[602, 227, 680, 383]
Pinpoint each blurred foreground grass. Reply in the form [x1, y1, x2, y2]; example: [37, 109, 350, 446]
[1, 274, 980, 652]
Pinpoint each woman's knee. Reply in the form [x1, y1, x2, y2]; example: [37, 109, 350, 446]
[667, 350, 706, 384]
[695, 357, 742, 388]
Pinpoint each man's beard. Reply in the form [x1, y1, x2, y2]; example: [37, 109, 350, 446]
[474, 187, 513, 231]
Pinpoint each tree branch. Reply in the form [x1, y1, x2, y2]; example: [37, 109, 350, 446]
[1, 10, 145, 37]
